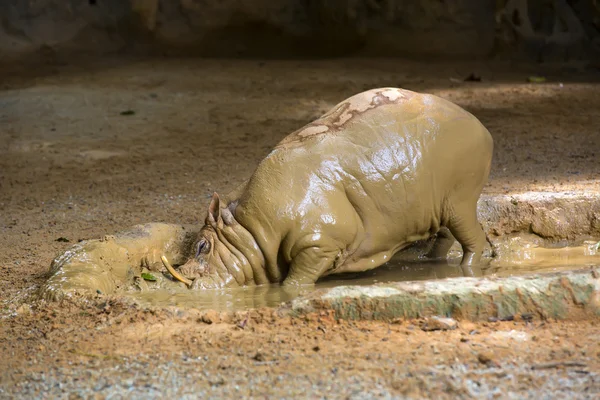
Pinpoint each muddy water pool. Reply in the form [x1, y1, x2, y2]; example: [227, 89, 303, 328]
[126, 240, 600, 311]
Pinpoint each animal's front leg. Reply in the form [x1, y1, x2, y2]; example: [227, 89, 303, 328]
[282, 247, 338, 286]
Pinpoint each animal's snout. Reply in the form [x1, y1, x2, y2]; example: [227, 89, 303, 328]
[179, 259, 206, 279]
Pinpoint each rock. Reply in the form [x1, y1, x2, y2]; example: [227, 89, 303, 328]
[16, 304, 31, 315]
[459, 321, 477, 332]
[208, 376, 225, 386]
[477, 192, 600, 244]
[420, 316, 458, 331]
[131, 0, 158, 31]
[489, 330, 530, 342]
[252, 351, 265, 362]
[200, 310, 220, 324]
[0, 0, 499, 60]
[477, 351, 500, 367]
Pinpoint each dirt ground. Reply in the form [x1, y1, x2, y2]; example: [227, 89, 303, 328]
[1, 56, 600, 398]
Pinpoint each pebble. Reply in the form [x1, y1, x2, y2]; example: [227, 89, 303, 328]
[459, 321, 477, 332]
[200, 310, 220, 324]
[252, 352, 265, 362]
[16, 304, 31, 315]
[420, 317, 458, 331]
[489, 330, 530, 342]
[477, 351, 500, 367]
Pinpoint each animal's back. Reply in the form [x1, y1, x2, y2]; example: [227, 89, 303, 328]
[249, 87, 492, 217]
[274, 88, 492, 185]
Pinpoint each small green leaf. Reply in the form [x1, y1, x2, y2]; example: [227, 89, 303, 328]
[141, 273, 157, 281]
[120, 110, 136, 116]
[528, 76, 546, 83]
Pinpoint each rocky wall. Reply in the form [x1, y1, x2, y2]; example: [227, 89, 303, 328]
[0, 1, 598, 62]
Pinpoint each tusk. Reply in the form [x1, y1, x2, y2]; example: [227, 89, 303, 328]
[161, 255, 193, 287]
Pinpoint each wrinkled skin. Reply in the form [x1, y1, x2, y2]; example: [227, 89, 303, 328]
[178, 87, 493, 289]
[43, 87, 493, 296]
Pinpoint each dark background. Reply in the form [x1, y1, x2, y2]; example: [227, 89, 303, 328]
[1, 0, 599, 63]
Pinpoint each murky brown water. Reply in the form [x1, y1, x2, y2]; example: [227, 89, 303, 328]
[127, 240, 600, 311]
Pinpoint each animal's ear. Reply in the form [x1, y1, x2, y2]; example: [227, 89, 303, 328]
[207, 192, 221, 225]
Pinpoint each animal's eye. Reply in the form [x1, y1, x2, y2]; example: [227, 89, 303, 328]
[195, 239, 209, 257]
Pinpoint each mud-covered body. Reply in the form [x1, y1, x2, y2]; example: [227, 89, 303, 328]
[179, 88, 493, 287]
[235, 88, 491, 280]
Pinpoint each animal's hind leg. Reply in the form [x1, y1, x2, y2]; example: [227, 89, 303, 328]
[425, 226, 455, 260]
[445, 200, 487, 269]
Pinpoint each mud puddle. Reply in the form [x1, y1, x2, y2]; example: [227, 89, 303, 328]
[126, 261, 471, 311]
[126, 240, 600, 311]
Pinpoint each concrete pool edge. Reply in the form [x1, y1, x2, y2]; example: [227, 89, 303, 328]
[479, 191, 600, 244]
[280, 267, 600, 322]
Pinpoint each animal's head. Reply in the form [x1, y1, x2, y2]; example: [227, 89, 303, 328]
[171, 192, 254, 289]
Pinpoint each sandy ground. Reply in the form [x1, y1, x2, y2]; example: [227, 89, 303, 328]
[1, 57, 600, 398]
